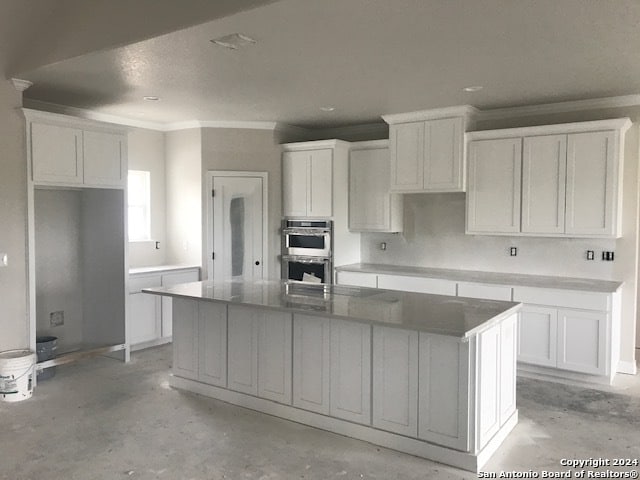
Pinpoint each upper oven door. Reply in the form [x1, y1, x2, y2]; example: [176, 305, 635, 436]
[284, 229, 331, 257]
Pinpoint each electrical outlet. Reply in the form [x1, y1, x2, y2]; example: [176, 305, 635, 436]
[586, 250, 594, 261]
[510, 247, 517, 256]
[602, 251, 615, 261]
[380, 242, 387, 251]
[50, 311, 64, 327]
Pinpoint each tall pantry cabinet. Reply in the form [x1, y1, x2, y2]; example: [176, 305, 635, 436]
[24, 109, 129, 366]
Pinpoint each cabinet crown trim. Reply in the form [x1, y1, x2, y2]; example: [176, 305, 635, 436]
[382, 105, 478, 124]
[282, 139, 351, 151]
[466, 118, 632, 141]
[22, 108, 130, 134]
[350, 139, 389, 150]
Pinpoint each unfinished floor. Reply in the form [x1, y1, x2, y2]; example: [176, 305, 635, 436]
[2, 345, 639, 480]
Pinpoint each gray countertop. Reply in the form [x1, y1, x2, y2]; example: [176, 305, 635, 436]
[130, 265, 200, 275]
[144, 279, 521, 340]
[336, 263, 622, 293]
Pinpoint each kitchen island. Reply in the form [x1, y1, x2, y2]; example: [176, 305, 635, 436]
[144, 280, 521, 472]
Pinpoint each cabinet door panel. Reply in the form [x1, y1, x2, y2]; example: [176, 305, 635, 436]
[258, 311, 292, 404]
[83, 131, 125, 187]
[172, 298, 199, 380]
[565, 131, 616, 236]
[227, 306, 259, 395]
[477, 325, 500, 450]
[282, 151, 308, 217]
[349, 147, 392, 231]
[129, 292, 161, 345]
[557, 309, 606, 375]
[418, 333, 469, 451]
[198, 302, 227, 387]
[373, 327, 418, 436]
[424, 117, 464, 192]
[330, 319, 372, 425]
[517, 306, 557, 367]
[500, 314, 517, 425]
[31, 123, 83, 184]
[161, 270, 200, 338]
[390, 123, 424, 191]
[293, 315, 331, 414]
[467, 138, 522, 233]
[308, 149, 333, 217]
[522, 135, 567, 234]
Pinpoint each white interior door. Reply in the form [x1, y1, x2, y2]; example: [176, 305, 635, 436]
[211, 175, 266, 282]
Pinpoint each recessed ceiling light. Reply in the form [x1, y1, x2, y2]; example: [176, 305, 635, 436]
[463, 86, 483, 92]
[320, 106, 335, 112]
[143, 96, 160, 101]
[211, 33, 257, 50]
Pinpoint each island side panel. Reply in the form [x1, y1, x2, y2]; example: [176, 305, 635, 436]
[172, 298, 199, 380]
[198, 302, 228, 387]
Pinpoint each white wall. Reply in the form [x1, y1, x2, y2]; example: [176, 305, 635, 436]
[128, 128, 167, 267]
[165, 128, 202, 266]
[0, 79, 28, 352]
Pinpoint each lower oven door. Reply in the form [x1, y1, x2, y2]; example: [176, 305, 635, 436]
[282, 256, 332, 284]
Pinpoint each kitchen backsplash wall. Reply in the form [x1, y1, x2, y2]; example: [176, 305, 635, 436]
[362, 192, 618, 280]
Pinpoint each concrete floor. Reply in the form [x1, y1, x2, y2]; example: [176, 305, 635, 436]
[2, 346, 639, 480]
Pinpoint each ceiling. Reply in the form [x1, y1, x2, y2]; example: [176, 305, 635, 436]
[13, 0, 640, 129]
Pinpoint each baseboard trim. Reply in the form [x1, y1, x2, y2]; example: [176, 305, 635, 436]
[617, 360, 638, 375]
[169, 374, 516, 472]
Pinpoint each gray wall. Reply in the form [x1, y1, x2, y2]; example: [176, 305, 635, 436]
[128, 128, 167, 267]
[200, 128, 284, 280]
[0, 79, 28, 351]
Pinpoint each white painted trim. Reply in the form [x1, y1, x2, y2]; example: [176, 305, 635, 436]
[281, 139, 351, 151]
[466, 118, 632, 141]
[477, 94, 640, 121]
[11, 78, 33, 92]
[169, 375, 514, 472]
[205, 171, 269, 282]
[348, 139, 389, 150]
[616, 360, 638, 375]
[383, 105, 479, 124]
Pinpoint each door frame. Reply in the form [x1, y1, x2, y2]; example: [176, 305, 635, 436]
[205, 171, 269, 281]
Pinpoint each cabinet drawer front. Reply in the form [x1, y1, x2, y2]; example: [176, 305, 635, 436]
[377, 274, 456, 296]
[457, 282, 512, 301]
[513, 286, 609, 311]
[336, 271, 377, 288]
[162, 270, 200, 287]
[129, 274, 162, 293]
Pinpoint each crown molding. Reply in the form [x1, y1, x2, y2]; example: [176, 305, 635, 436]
[383, 105, 479, 124]
[476, 94, 640, 121]
[11, 78, 33, 92]
[349, 139, 389, 149]
[281, 139, 352, 151]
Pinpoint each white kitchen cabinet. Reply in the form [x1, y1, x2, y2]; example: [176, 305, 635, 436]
[373, 326, 418, 436]
[330, 319, 372, 425]
[227, 305, 259, 395]
[129, 292, 161, 345]
[517, 305, 558, 368]
[293, 314, 331, 414]
[377, 274, 456, 295]
[418, 333, 469, 450]
[198, 302, 227, 387]
[466, 138, 522, 234]
[565, 131, 617, 236]
[349, 141, 403, 232]
[172, 298, 199, 380]
[336, 271, 377, 288]
[257, 311, 293, 405]
[466, 119, 630, 238]
[83, 130, 125, 187]
[31, 122, 83, 185]
[457, 282, 512, 301]
[557, 309, 607, 375]
[282, 149, 332, 217]
[521, 135, 567, 234]
[26, 109, 127, 189]
[384, 108, 475, 193]
[161, 269, 200, 338]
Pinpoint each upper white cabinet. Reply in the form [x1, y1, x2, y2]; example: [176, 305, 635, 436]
[349, 140, 403, 232]
[282, 144, 335, 218]
[383, 106, 476, 193]
[466, 118, 630, 238]
[25, 109, 127, 189]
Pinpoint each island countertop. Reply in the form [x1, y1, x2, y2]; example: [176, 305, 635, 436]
[144, 279, 521, 339]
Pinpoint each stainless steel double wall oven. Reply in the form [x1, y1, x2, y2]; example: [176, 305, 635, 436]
[281, 219, 332, 284]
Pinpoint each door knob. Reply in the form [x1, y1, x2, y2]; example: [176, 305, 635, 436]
[255, 261, 260, 266]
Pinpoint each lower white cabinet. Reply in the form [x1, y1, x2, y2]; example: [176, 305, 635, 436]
[336, 271, 377, 288]
[172, 298, 199, 380]
[293, 314, 331, 414]
[329, 319, 372, 425]
[377, 274, 456, 296]
[129, 292, 161, 345]
[557, 309, 606, 375]
[227, 305, 292, 404]
[517, 305, 558, 367]
[198, 302, 227, 387]
[373, 326, 418, 436]
[161, 270, 200, 338]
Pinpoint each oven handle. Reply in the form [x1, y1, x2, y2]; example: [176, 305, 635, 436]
[282, 228, 330, 236]
[282, 255, 330, 264]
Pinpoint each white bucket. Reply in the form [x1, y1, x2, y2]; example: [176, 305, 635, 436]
[0, 350, 37, 402]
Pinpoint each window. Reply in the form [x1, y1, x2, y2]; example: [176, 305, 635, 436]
[127, 170, 151, 241]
